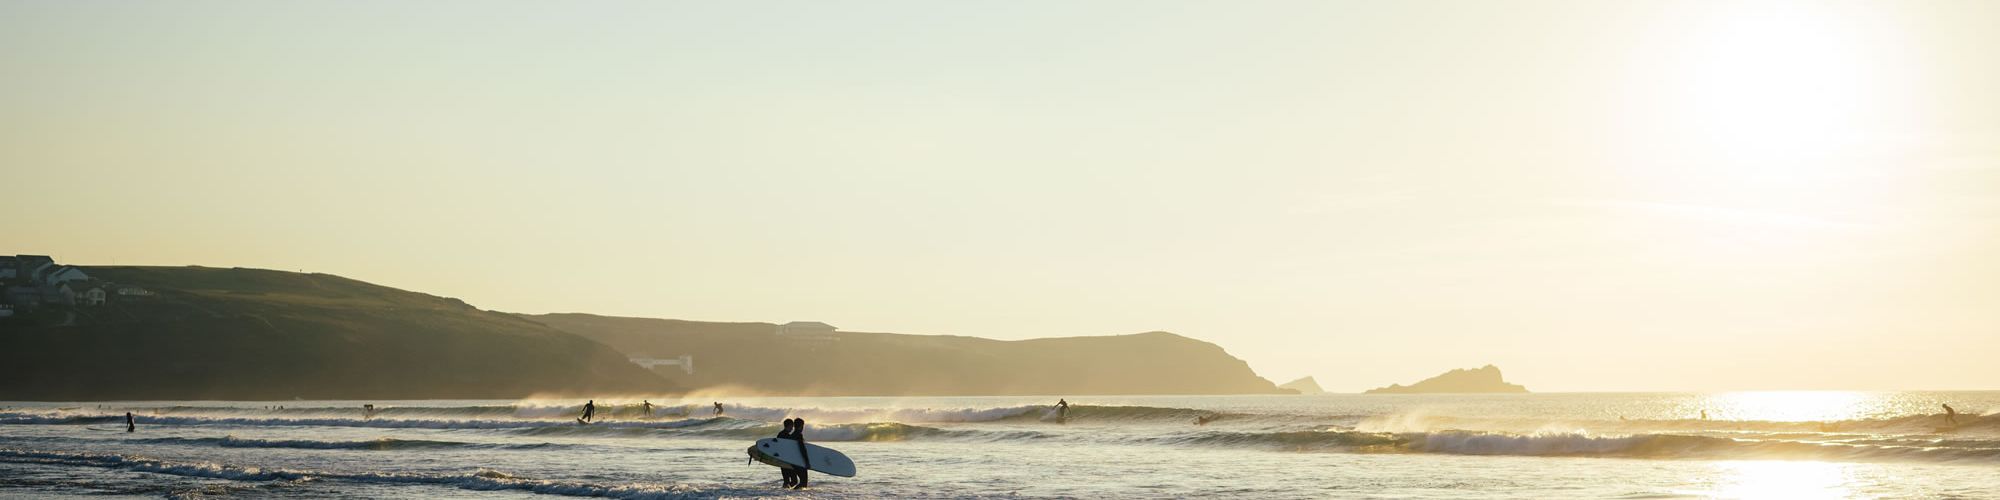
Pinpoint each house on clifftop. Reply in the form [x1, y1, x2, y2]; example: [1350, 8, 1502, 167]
[775, 321, 838, 342]
[0, 255, 85, 285]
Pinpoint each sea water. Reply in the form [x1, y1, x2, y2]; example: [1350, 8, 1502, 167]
[2, 392, 1996, 498]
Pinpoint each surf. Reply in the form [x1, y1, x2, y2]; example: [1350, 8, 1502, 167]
[0, 448, 740, 499]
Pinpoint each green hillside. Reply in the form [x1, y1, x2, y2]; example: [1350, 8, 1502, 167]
[0, 267, 666, 400]
[528, 313, 1288, 396]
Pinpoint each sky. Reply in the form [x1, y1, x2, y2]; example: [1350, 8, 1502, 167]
[4, 0, 1997, 392]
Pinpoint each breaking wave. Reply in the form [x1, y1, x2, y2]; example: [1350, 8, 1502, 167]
[153, 436, 574, 451]
[1355, 412, 1994, 436]
[1160, 428, 2000, 463]
[0, 448, 738, 499]
[0, 403, 1263, 426]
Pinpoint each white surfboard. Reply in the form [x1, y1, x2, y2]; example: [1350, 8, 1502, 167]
[748, 438, 856, 477]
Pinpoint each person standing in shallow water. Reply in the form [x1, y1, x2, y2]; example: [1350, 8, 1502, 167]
[125, 412, 134, 433]
[776, 419, 798, 488]
[791, 418, 810, 489]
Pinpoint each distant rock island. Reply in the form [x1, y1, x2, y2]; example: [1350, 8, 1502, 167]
[527, 313, 1290, 396]
[1364, 365, 1528, 394]
[1279, 376, 1325, 394]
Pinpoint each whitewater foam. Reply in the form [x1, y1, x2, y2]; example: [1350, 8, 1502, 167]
[0, 449, 731, 499]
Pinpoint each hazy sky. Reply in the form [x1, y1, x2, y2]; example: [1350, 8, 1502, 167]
[5, 1, 1997, 392]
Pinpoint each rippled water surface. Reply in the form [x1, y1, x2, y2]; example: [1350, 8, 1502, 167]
[3, 392, 1996, 498]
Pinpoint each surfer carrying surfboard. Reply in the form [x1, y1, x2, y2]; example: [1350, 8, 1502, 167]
[749, 419, 855, 486]
[776, 419, 801, 487]
[791, 418, 811, 489]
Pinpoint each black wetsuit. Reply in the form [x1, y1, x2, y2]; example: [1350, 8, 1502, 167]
[777, 421, 797, 487]
[125, 413, 134, 433]
[792, 422, 810, 489]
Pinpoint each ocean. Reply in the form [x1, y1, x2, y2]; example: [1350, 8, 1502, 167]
[1, 392, 1995, 499]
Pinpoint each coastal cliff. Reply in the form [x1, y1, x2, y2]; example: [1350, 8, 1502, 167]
[527, 313, 1289, 396]
[0, 266, 664, 400]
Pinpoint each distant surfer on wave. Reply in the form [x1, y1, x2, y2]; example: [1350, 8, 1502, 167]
[125, 412, 135, 433]
[1056, 399, 1069, 421]
[642, 400, 654, 417]
[1944, 404, 1958, 428]
[579, 400, 597, 424]
[714, 402, 725, 416]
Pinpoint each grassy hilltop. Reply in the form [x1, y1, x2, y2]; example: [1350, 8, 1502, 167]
[528, 313, 1288, 396]
[0, 266, 665, 400]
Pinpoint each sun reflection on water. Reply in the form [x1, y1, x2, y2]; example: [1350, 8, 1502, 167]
[1695, 391, 1880, 422]
[1708, 460, 1858, 499]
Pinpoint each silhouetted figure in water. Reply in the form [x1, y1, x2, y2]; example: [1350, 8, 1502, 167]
[580, 400, 597, 423]
[791, 418, 810, 489]
[1944, 404, 1958, 428]
[1194, 414, 1215, 426]
[642, 400, 654, 417]
[777, 418, 799, 488]
[1700, 410, 1708, 421]
[714, 402, 725, 416]
[363, 404, 376, 420]
[1056, 399, 1070, 421]
[125, 412, 134, 433]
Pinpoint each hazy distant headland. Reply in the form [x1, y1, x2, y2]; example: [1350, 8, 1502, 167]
[1280, 376, 1326, 395]
[0, 266, 664, 400]
[526, 313, 1289, 396]
[1364, 365, 1528, 394]
[0, 264, 1286, 400]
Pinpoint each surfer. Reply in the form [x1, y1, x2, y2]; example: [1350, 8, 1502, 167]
[777, 419, 800, 487]
[363, 404, 375, 420]
[580, 400, 597, 424]
[714, 402, 725, 416]
[642, 400, 653, 417]
[791, 418, 810, 489]
[125, 412, 135, 433]
[1056, 399, 1070, 421]
[1194, 414, 1215, 426]
[1944, 404, 1958, 428]
[1700, 409, 1708, 421]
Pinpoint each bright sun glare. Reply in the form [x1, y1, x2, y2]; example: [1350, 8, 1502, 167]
[1658, 1, 1909, 169]
[1701, 391, 1872, 422]
[1711, 461, 1858, 500]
